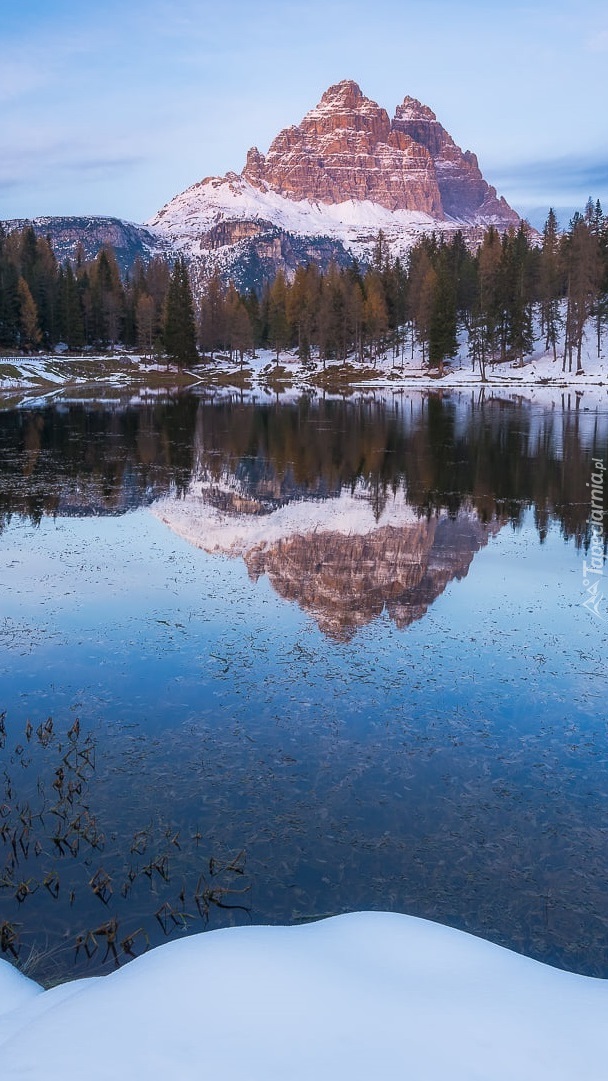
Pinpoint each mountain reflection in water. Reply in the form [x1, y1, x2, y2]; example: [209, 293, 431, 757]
[153, 484, 501, 638]
[1, 389, 607, 984]
[1, 391, 605, 549]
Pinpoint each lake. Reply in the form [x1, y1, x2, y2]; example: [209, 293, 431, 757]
[1, 387, 607, 984]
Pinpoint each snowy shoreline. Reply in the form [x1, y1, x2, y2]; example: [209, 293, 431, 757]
[1, 912, 606, 1081]
[1, 325, 607, 410]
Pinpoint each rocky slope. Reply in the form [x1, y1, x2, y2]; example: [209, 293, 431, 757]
[392, 96, 519, 223]
[1, 216, 166, 275]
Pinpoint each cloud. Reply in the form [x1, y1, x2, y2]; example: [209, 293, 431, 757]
[0, 135, 147, 189]
[490, 154, 608, 202]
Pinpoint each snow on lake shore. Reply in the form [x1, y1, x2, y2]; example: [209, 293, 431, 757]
[1, 316, 607, 409]
[0, 912, 606, 1081]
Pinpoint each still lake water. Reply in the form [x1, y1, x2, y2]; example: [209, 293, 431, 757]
[1, 388, 607, 983]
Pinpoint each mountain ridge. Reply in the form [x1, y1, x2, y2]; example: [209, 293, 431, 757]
[3, 81, 522, 292]
[148, 79, 520, 287]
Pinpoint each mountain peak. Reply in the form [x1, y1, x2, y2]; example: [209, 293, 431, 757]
[318, 79, 365, 106]
[394, 96, 438, 123]
[242, 80, 441, 213]
[390, 94, 519, 223]
[238, 81, 518, 224]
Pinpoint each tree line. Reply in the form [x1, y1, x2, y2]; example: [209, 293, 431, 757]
[1, 199, 607, 374]
[0, 224, 181, 358]
[2, 395, 605, 551]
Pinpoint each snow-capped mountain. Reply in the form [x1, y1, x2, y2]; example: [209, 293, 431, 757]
[2, 81, 521, 293]
[147, 80, 520, 289]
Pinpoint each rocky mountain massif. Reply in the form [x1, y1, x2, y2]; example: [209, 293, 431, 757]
[148, 80, 520, 289]
[242, 81, 515, 222]
[3, 81, 520, 292]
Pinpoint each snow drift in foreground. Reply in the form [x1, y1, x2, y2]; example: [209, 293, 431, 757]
[0, 913, 606, 1081]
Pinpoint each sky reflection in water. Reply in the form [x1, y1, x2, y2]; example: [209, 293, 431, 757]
[0, 390, 607, 983]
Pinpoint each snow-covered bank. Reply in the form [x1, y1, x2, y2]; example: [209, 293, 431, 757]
[0, 912, 606, 1081]
[2, 323, 608, 410]
[0, 354, 198, 403]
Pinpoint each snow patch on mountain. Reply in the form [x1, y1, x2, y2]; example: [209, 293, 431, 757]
[147, 173, 452, 263]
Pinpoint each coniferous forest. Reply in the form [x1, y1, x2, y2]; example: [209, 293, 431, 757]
[1, 200, 607, 374]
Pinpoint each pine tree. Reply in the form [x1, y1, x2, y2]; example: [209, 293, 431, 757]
[136, 293, 156, 358]
[286, 264, 320, 361]
[85, 247, 125, 346]
[589, 200, 608, 358]
[243, 289, 263, 351]
[163, 257, 198, 367]
[539, 208, 562, 362]
[224, 285, 253, 366]
[475, 226, 503, 370]
[407, 245, 436, 365]
[267, 269, 289, 363]
[502, 223, 534, 364]
[428, 246, 458, 373]
[58, 264, 85, 350]
[0, 230, 20, 348]
[363, 271, 388, 365]
[562, 212, 602, 374]
[198, 269, 226, 357]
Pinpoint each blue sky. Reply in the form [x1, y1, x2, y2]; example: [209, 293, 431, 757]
[1, 0, 607, 227]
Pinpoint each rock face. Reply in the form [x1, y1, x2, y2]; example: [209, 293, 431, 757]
[1, 216, 165, 275]
[392, 97, 520, 224]
[243, 80, 444, 216]
[240, 80, 518, 225]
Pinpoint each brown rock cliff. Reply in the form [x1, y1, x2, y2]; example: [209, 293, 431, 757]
[392, 96, 520, 223]
[241, 80, 518, 225]
[243, 80, 444, 215]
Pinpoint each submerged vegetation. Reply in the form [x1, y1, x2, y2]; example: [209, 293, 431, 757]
[1, 392, 607, 986]
[0, 709, 251, 984]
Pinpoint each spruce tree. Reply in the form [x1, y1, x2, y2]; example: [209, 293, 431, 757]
[198, 269, 225, 357]
[58, 264, 85, 350]
[428, 246, 458, 373]
[267, 269, 289, 363]
[502, 223, 534, 364]
[562, 212, 602, 373]
[0, 236, 20, 348]
[163, 257, 198, 367]
[539, 209, 562, 362]
[17, 277, 42, 350]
